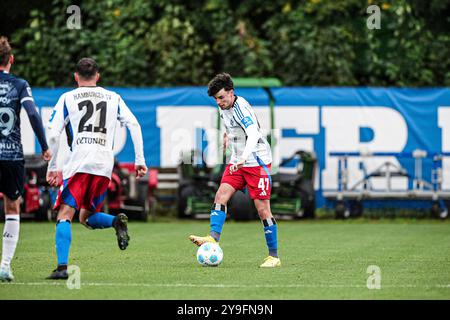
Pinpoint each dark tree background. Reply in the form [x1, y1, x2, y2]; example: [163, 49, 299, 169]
[0, 0, 449, 87]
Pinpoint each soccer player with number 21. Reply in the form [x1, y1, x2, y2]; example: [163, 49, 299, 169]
[45, 58, 147, 279]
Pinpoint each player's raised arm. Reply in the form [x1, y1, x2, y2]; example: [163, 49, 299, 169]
[117, 96, 147, 178]
[20, 81, 51, 161]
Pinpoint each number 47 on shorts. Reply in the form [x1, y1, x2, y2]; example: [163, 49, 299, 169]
[258, 178, 270, 191]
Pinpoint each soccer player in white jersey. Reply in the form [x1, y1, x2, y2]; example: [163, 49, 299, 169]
[45, 58, 147, 279]
[189, 73, 280, 267]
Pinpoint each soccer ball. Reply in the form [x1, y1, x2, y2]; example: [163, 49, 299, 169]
[196, 242, 223, 267]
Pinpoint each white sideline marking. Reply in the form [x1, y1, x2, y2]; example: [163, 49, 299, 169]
[1, 282, 450, 289]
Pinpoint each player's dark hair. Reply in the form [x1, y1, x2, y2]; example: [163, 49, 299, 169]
[207, 73, 234, 96]
[75, 57, 99, 80]
[0, 36, 12, 67]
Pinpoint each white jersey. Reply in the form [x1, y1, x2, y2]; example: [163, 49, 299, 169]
[47, 86, 145, 180]
[220, 96, 272, 167]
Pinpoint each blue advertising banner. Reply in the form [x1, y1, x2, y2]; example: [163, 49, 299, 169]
[26, 87, 450, 208]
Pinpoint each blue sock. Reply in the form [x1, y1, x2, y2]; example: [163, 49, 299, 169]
[86, 212, 115, 229]
[263, 218, 278, 258]
[55, 220, 72, 266]
[210, 203, 227, 242]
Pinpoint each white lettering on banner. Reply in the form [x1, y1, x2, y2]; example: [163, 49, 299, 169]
[438, 107, 450, 190]
[201, 127, 219, 167]
[321, 107, 408, 190]
[275, 107, 319, 186]
[157, 107, 271, 168]
[252, 108, 271, 140]
[21, 105, 450, 192]
[250, 108, 277, 170]
[157, 107, 217, 167]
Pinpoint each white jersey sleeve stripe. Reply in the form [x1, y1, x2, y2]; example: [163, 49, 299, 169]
[20, 97, 34, 104]
[234, 102, 245, 119]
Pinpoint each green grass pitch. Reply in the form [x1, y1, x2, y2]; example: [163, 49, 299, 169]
[1, 219, 450, 299]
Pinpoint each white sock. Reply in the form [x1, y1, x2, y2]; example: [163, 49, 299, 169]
[1, 214, 20, 269]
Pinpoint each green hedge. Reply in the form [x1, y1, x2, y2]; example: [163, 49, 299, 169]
[8, 0, 450, 87]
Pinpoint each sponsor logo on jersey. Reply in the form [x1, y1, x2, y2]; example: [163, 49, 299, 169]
[0, 97, 12, 104]
[76, 137, 106, 146]
[0, 83, 12, 96]
[241, 116, 254, 128]
[264, 229, 272, 234]
[0, 142, 18, 149]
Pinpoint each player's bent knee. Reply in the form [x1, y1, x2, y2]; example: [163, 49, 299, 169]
[258, 213, 272, 220]
[214, 185, 235, 204]
[214, 191, 230, 205]
[257, 209, 272, 220]
[56, 205, 76, 222]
